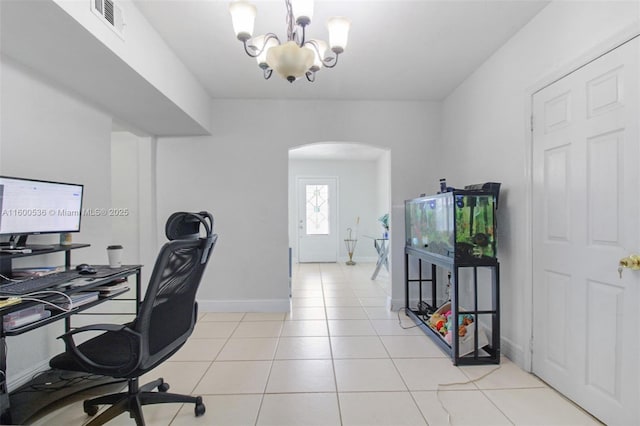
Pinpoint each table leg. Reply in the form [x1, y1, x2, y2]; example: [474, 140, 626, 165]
[371, 240, 389, 280]
[0, 336, 11, 424]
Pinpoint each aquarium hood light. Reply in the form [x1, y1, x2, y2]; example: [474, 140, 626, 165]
[229, 0, 351, 83]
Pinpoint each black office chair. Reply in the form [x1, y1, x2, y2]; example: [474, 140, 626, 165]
[50, 211, 218, 425]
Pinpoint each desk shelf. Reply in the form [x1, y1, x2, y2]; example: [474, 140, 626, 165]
[0, 244, 90, 278]
[3, 288, 130, 337]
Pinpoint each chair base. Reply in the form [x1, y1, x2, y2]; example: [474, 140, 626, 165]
[82, 377, 205, 426]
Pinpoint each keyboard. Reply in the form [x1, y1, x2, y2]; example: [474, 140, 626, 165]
[0, 265, 136, 295]
[0, 270, 83, 295]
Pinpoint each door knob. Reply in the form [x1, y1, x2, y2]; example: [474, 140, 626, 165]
[618, 254, 640, 278]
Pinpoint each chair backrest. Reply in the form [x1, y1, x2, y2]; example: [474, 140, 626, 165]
[134, 211, 217, 370]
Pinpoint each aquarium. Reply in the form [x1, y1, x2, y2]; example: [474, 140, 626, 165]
[405, 191, 497, 264]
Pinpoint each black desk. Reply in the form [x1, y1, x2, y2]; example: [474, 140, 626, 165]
[0, 257, 142, 424]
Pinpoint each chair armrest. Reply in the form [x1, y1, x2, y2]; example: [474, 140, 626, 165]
[57, 324, 142, 374]
[59, 323, 127, 338]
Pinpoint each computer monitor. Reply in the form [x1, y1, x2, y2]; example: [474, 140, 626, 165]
[0, 176, 84, 246]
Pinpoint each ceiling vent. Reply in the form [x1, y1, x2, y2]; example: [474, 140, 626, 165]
[91, 0, 125, 37]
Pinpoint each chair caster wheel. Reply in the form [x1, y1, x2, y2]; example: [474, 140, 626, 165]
[195, 396, 206, 417]
[84, 402, 99, 416]
[158, 382, 170, 392]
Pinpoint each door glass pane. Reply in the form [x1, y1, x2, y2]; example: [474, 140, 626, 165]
[306, 184, 329, 235]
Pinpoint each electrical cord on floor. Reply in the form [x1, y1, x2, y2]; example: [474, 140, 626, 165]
[436, 365, 502, 425]
[396, 307, 423, 329]
[398, 307, 502, 425]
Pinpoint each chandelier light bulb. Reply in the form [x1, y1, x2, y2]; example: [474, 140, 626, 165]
[291, 0, 314, 26]
[229, 0, 256, 41]
[251, 35, 279, 69]
[305, 39, 328, 72]
[327, 16, 351, 53]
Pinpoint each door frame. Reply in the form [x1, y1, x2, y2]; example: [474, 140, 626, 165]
[296, 175, 339, 263]
[522, 22, 640, 372]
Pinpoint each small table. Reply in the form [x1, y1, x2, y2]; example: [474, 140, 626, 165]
[366, 236, 389, 279]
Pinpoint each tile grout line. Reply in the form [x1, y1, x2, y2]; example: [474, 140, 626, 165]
[321, 267, 344, 426]
[477, 387, 517, 426]
[250, 314, 283, 426]
[167, 314, 245, 426]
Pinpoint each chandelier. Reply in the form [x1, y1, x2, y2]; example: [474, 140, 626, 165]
[229, 0, 351, 83]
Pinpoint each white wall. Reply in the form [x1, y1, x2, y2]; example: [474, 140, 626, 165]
[52, 0, 210, 132]
[156, 99, 441, 312]
[0, 56, 113, 386]
[288, 158, 382, 263]
[439, 0, 640, 367]
[376, 150, 392, 269]
[376, 150, 392, 224]
[111, 132, 140, 264]
[111, 132, 159, 277]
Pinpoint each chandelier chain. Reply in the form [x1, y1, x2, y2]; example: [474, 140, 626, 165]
[285, 0, 295, 43]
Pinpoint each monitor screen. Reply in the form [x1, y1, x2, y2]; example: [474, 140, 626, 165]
[0, 176, 84, 235]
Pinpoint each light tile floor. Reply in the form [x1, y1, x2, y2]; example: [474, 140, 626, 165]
[32, 263, 601, 425]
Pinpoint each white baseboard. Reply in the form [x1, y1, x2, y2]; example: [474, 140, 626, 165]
[390, 298, 404, 311]
[338, 256, 379, 263]
[198, 299, 291, 313]
[500, 336, 525, 370]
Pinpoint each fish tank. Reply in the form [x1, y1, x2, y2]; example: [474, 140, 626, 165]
[405, 190, 497, 265]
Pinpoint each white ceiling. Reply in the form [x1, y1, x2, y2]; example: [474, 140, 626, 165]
[289, 142, 387, 161]
[0, 0, 550, 142]
[133, 0, 550, 101]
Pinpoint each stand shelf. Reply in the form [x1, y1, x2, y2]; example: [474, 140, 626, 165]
[404, 248, 500, 365]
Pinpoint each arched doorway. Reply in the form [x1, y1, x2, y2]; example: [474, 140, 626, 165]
[288, 142, 391, 268]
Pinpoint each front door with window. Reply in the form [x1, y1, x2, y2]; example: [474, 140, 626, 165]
[297, 177, 338, 262]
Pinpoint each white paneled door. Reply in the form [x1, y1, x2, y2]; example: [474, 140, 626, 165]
[297, 177, 338, 263]
[532, 37, 639, 425]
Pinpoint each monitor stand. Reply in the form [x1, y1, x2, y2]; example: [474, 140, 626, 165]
[3, 235, 55, 251]
[0, 235, 21, 249]
[24, 245, 56, 251]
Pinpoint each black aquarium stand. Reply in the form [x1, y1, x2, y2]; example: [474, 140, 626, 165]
[404, 247, 500, 365]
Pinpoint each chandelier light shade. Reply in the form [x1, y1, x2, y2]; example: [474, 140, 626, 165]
[229, 0, 256, 41]
[291, 0, 314, 25]
[267, 41, 315, 82]
[228, 0, 351, 83]
[251, 35, 279, 69]
[305, 39, 327, 72]
[327, 17, 351, 53]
